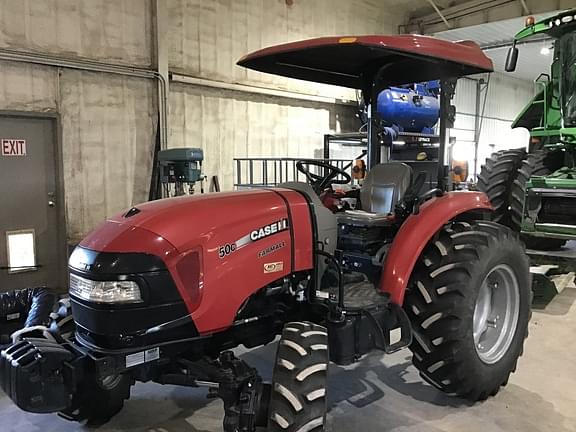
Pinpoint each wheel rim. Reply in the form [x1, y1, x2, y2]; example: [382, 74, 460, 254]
[100, 374, 122, 390]
[473, 264, 520, 364]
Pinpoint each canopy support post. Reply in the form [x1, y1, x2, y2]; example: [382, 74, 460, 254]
[438, 78, 457, 190]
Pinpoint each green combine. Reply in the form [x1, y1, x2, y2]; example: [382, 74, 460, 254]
[478, 9, 576, 250]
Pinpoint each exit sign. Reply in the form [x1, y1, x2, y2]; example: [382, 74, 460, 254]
[1, 139, 27, 156]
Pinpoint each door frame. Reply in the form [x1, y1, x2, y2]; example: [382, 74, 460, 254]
[0, 110, 68, 290]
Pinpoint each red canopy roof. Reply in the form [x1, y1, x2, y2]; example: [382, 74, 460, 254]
[238, 35, 493, 89]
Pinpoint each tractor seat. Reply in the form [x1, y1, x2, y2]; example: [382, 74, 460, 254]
[337, 162, 413, 226]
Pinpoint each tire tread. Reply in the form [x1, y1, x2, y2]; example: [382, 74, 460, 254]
[477, 149, 527, 225]
[510, 150, 567, 250]
[268, 322, 328, 432]
[405, 221, 531, 401]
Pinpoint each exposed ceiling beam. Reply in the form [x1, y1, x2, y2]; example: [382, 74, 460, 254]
[426, 0, 452, 29]
[401, 0, 560, 34]
[480, 34, 550, 51]
[519, 0, 531, 15]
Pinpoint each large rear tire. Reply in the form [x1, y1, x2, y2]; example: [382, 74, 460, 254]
[477, 148, 526, 225]
[268, 322, 328, 432]
[510, 150, 567, 250]
[405, 221, 531, 401]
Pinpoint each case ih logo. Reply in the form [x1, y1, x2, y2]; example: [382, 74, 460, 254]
[1, 139, 26, 156]
[218, 218, 290, 259]
[250, 219, 288, 241]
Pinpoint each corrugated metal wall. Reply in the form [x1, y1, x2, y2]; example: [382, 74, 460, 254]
[168, 0, 405, 190]
[451, 72, 534, 176]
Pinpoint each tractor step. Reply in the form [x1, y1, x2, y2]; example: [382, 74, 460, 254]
[325, 273, 387, 308]
[327, 300, 412, 365]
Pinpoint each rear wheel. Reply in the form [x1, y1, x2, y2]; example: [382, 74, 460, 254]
[477, 148, 526, 225]
[268, 322, 329, 432]
[405, 221, 531, 401]
[510, 150, 567, 250]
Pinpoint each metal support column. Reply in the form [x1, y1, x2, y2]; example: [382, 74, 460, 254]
[473, 78, 489, 179]
[323, 134, 330, 159]
[153, 0, 170, 150]
[438, 79, 457, 190]
[367, 103, 381, 169]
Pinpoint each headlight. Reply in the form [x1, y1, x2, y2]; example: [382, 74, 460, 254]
[70, 273, 143, 304]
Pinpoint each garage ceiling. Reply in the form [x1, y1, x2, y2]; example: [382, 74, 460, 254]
[386, 0, 477, 29]
[435, 11, 560, 81]
[390, 0, 470, 16]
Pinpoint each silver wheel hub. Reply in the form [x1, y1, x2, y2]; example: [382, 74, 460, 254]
[473, 264, 520, 364]
[100, 374, 122, 390]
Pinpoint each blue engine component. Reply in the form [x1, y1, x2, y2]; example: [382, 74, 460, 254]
[376, 80, 440, 135]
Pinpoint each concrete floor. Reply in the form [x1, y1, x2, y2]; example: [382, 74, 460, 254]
[2, 284, 576, 432]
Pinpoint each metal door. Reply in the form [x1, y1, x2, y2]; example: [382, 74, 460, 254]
[0, 114, 65, 293]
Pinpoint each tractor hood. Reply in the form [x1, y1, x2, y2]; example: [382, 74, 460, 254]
[237, 35, 493, 89]
[76, 189, 316, 333]
[79, 190, 289, 254]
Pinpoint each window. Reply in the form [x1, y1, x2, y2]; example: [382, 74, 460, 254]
[560, 33, 576, 127]
[6, 230, 36, 273]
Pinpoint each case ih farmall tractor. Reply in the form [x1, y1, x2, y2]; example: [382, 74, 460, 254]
[0, 36, 531, 432]
[478, 9, 576, 250]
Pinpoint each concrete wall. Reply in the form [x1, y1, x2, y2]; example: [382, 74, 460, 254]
[0, 1, 156, 243]
[0, 61, 156, 243]
[0, 0, 407, 241]
[168, 0, 406, 190]
[59, 71, 156, 242]
[169, 84, 357, 190]
[169, 0, 403, 97]
[0, 0, 152, 66]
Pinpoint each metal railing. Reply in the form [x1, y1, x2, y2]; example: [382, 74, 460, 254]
[234, 158, 354, 189]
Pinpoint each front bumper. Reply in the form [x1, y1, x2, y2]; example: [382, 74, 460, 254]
[0, 338, 79, 413]
[523, 179, 576, 240]
[0, 334, 168, 415]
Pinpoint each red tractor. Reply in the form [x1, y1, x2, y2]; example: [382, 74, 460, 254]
[0, 36, 531, 432]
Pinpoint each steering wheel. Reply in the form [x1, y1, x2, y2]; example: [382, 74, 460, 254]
[296, 160, 352, 193]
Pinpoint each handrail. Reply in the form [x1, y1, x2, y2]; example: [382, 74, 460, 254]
[234, 157, 353, 189]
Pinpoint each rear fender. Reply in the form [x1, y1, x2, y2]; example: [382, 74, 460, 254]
[380, 192, 492, 305]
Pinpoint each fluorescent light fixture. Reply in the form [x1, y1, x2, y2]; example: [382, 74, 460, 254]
[392, 140, 406, 145]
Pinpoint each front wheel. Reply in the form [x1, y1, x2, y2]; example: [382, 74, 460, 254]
[65, 372, 132, 425]
[404, 221, 531, 401]
[268, 322, 329, 432]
